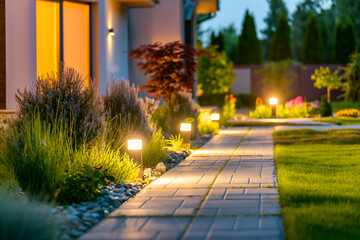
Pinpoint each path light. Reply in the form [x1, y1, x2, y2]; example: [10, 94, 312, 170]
[127, 135, 143, 175]
[210, 112, 220, 121]
[269, 97, 278, 118]
[180, 123, 191, 151]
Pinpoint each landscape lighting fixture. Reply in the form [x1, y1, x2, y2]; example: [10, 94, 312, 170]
[127, 136, 143, 176]
[108, 28, 115, 37]
[180, 123, 191, 151]
[269, 97, 278, 105]
[210, 112, 220, 121]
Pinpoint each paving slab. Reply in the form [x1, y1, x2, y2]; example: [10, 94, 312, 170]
[80, 127, 283, 240]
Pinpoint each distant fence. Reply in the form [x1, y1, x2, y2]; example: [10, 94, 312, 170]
[232, 64, 344, 102]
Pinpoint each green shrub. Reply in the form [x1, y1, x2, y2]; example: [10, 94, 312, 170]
[166, 134, 184, 152]
[236, 93, 259, 107]
[1, 115, 71, 201]
[221, 94, 237, 125]
[319, 94, 332, 117]
[0, 189, 58, 240]
[152, 105, 169, 132]
[197, 93, 227, 107]
[70, 143, 140, 184]
[103, 77, 155, 145]
[55, 165, 115, 205]
[171, 91, 200, 135]
[249, 104, 272, 118]
[198, 111, 219, 135]
[143, 130, 169, 168]
[276, 105, 310, 118]
[15, 67, 103, 146]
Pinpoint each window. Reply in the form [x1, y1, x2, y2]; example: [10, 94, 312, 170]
[36, 0, 91, 85]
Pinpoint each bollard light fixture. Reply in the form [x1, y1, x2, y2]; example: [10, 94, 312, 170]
[127, 135, 143, 177]
[180, 122, 191, 151]
[269, 97, 278, 105]
[180, 123, 191, 132]
[210, 112, 220, 121]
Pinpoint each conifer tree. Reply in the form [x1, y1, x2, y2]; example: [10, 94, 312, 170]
[302, 13, 324, 64]
[235, 10, 262, 64]
[333, 18, 357, 64]
[217, 32, 225, 52]
[270, 12, 292, 61]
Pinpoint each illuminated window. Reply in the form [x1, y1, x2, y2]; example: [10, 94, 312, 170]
[36, 0, 91, 85]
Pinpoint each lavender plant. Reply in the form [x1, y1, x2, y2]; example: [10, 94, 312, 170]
[15, 66, 104, 146]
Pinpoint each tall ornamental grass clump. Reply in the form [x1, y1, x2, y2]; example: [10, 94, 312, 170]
[143, 129, 169, 168]
[0, 189, 59, 240]
[103, 77, 155, 145]
[70, 143, 140, 183]
[15, 67, 103, 146]
[0, 115, 72, 201]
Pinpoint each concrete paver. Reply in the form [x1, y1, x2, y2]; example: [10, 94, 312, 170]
[81, 127, 284, 240]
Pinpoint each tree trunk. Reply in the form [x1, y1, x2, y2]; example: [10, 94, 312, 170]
[327, 87, 330, 103]
[167, 95, 173, 133]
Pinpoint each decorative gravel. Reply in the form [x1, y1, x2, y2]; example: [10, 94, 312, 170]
[53, 151, 190, 240]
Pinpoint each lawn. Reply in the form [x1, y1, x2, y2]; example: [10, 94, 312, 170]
[330, 101, 358, 112]
[274, 129, 360, 240]
[313, 117, 360, 125]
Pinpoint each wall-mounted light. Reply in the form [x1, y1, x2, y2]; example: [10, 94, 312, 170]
[108, 28, 115, 37]
[180, 123, 191, 151]
[127, 135, 143, 176]
[210, 112, 220, 121]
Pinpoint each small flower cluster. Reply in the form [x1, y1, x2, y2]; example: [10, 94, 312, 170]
[255, 97, 263, 105]
[225, 94, 237, 104]
[336, 109, 360, 117]
[285, 96, 305, 108]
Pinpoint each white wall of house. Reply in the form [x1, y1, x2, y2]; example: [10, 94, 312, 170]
[231, 68, 251, 94]
[4, 0, 134, 109]
[6, 0, 37, 110]
[128, 0, 183, 96]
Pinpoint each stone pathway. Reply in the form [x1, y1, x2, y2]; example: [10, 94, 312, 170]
[81, 127, 284, 240]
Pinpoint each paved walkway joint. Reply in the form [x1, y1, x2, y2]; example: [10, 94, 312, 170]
[81, 127, 284, 240]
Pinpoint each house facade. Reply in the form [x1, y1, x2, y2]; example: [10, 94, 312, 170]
[0, 0, 217, 110]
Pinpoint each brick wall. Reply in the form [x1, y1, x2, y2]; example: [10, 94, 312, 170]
[234, 64, 344, 102]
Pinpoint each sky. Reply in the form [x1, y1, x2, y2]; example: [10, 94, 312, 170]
[199, 0, 332, 44]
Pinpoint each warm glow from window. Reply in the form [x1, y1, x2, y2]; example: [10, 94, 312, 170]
[128, 139, 142, 150]
[269, 97, 278, 105]
[36, 0, 60, 77]
[210, 113, 220, 121]
[180, 123, 192, 132]
[63, 1, 90, 86]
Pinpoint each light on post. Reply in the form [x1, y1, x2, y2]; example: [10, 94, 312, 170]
[127, 136, 143, 176]
[108, 28, 115, 37]
[180, 123, 191, 151]
[269, 97, 278, 118]
[210, 112, 220, 121]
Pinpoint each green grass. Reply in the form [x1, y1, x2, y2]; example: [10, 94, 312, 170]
[313, 117, 360, 125]
[274, 129, 360, 239]
[330, 101, 358, 112]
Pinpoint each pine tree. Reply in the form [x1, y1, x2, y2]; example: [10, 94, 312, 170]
[261, 0, 288, 61]
[302, 13, 324, 64]
[270, 12, 292, 61]
[333, 18, 357, 64]
[210, 31, 217, 46]
[217, 32, 225, 52]
[235, 10, 262, 64]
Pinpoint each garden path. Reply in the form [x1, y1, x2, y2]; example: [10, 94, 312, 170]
[80, 127, 284, 240]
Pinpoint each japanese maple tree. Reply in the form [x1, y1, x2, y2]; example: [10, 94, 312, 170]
[129, 41, 197, 129]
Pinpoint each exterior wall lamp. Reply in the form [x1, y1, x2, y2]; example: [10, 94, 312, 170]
[108, 28, 115, 37]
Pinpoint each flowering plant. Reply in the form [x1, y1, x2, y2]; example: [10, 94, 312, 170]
[221, 94, 237, 125]
[255, 97, 263, 105]
[336, 109, 360, 117]
[285, 96, 305, 108]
